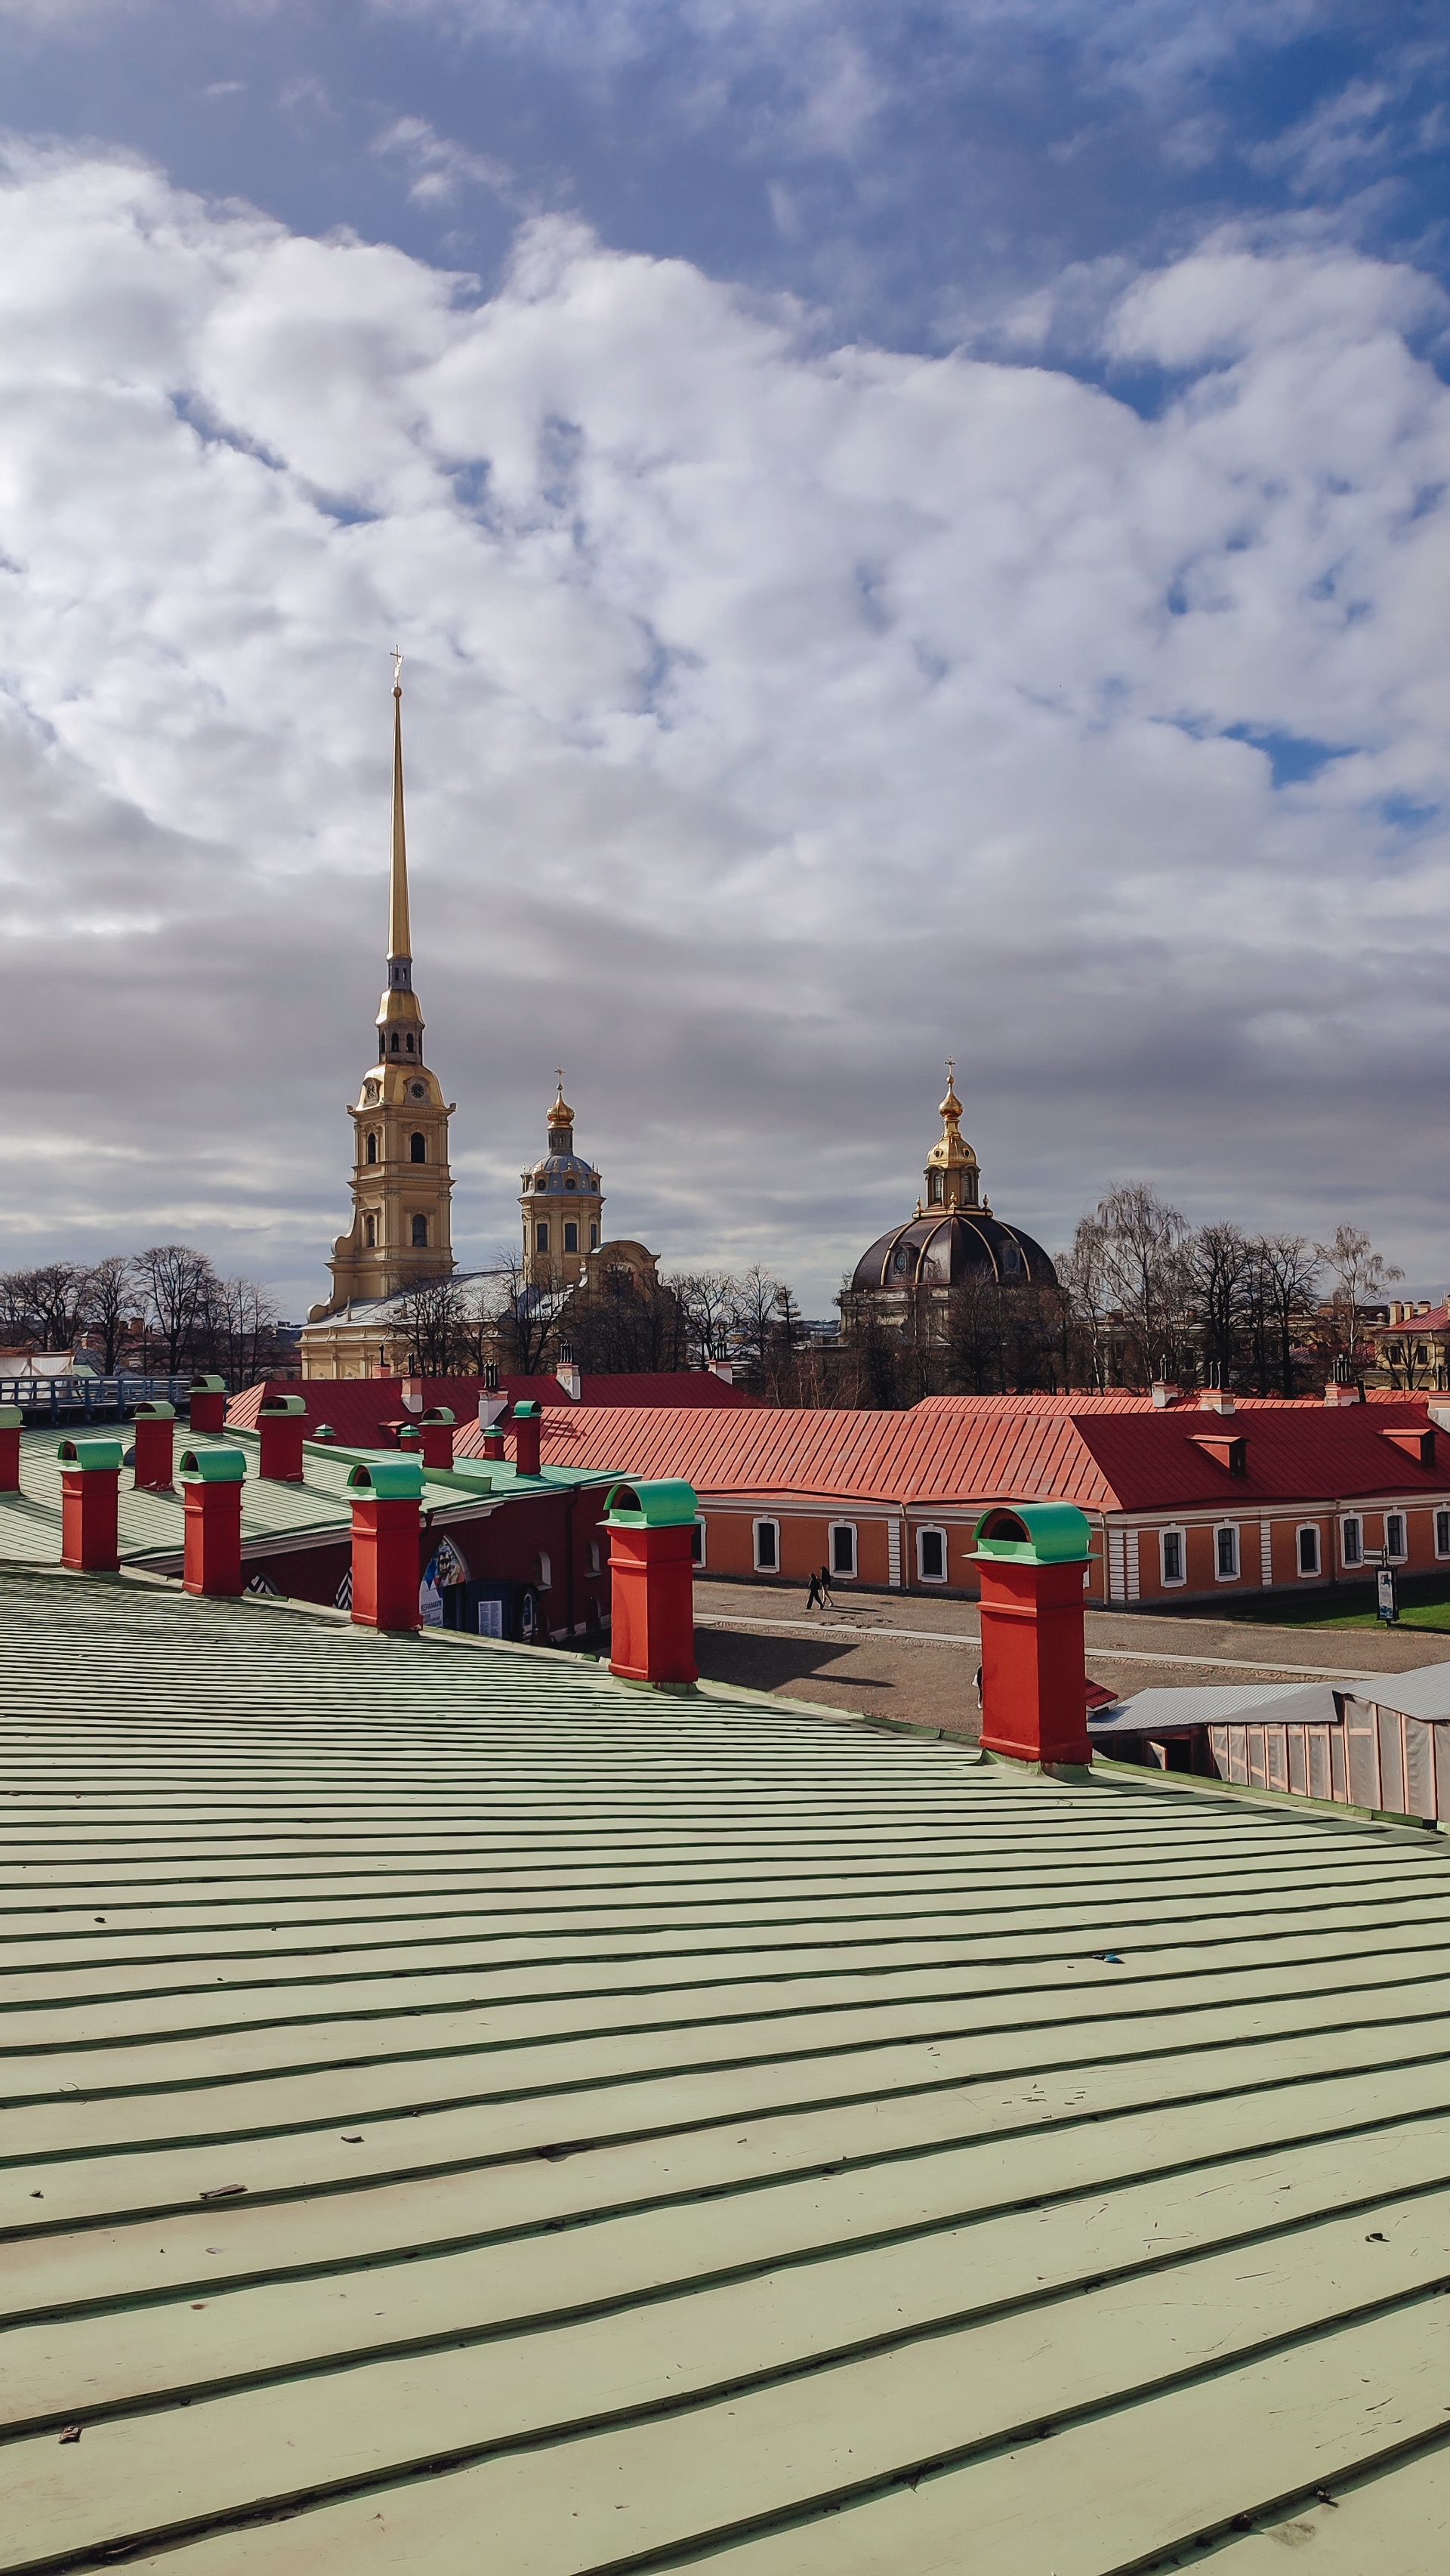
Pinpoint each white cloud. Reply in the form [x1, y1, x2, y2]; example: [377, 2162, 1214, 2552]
[372, 114, 517, 207]
[1, 144, 1448, 1312]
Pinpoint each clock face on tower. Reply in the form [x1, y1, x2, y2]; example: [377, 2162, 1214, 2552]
[409, 1082, 427, 1100]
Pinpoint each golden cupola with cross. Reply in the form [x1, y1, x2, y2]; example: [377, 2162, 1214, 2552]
[923, 1060, 983, 1212]
[520, 1076, 604, 1288]
[308, 660, 457, 1320]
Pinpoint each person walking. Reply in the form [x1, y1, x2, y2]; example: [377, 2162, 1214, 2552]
[806, 1570, 824, 1611]
[819, 1564, 835, 1611]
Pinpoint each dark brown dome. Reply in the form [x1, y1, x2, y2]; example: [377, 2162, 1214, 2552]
[851, 1210, 1057, 1295]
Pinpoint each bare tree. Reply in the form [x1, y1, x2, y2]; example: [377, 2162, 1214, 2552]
[18, 1262, 93, 1351]
[218, 1277, 282, 1386]
[1058, 1216, 1112, 1388]
[1315, 1224, 1402, 1374]
[392, 1275, 469, 1376]
[1190, 1222, 1253, 1383]
[669, 1271, 739, 1369]
[1251, 1235, 1321, 1396]
[1085, 1183, 1192, 1385]
[82, 1256, 138, 1373]
[730, 1265, 785, 1379]
[135, 1244, 219, 1374]
[479, 1249, 556, 1376]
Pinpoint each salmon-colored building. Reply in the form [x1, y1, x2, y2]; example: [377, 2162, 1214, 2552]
[455, 1385, 1450, 1609]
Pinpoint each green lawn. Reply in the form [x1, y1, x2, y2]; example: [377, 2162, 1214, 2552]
[1206, 1574, 1450, 1634]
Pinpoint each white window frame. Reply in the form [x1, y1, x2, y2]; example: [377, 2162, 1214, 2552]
[1384, 1512, 1408, 1563]
[690, 1520, 706, 1568]
[1295, 1522, 1321, 1578]
[1436, 1510, 1450, 1559]
[1214, 1522, 1240, 1582]
[1158, 1525, 1186, 1588]
[916, 1524, 948, 1584]
[828, 1521, 858, 1580]
[537, 1551, 553, 1590]
[586, 1540, 602, 1577]
[1340, 1515, 1363, 1568]
[753, 1517, 780, 1573]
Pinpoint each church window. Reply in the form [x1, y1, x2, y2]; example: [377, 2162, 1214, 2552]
[1003, 1242, 1023, 1276]
[390, 1033, 400, 1052]
[412, 1215, 428, 1248]
[535, 1222, 550, 1254]
[565, 1175, 575, 1189]
[563, 1222, 578, 1254]
[590, 1222, 600, 1249]
[927, 1170, 942, 1205]
[410, 1132, 426, 1163]
[365, 1214, 376, 1248]
[406, 1034, 415, 1052]
[366, 1132, 378, 1165]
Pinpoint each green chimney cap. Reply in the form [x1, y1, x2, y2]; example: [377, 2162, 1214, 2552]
[57, 1437, 124, 1472]
[421, 1406, 455, 1426]
[973, 1501, 1092, 1564]
[311, 1424, 338, 1443]
[347, 1457, 424, 1500]
[259, 1393, 308, 1418]
[604, 1477, 699, 1529]
[179, 1445, 247, 1484]
[512, 1400, 541, 1420]
[0, 1406, 23, 1430]
[132, 1400, 176, 1422]
[188, 1375, 227, 1395]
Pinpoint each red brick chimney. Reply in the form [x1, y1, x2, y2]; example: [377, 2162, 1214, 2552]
[180, 1445, 246, 1597]
[605, 1478, 699, 1687]
[258, 1393, 307, 1482]
[347, 1457, 423, 1631]
[187, 1376, 227, 1435]
[511, 1401, 542, 1478]
[58, 1436, 124, 1574]
[131, 1400, 175, 1491]
[419, 1407, 455, 1470]
[973, 1503, 1094, 1767]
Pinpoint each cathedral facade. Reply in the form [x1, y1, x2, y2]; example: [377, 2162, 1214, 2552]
[844, 1066, 1057, 1343]
[300, 676, 654, 1381]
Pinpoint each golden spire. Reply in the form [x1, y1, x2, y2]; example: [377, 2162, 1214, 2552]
[550, 1067, 574, 1129]
[389, 647, 411, 963]
[925, 1053, 981, 1208]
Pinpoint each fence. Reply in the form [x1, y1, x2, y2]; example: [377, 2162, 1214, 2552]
[0, 1375, 200, 1422]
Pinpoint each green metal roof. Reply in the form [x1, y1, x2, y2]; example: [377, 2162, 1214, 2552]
[2, 1566, 1450, 2570]
[0, 1426, 621, 1572]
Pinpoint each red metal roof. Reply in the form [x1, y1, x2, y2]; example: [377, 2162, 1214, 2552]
[452, 1395, 1450, 1516]
[229, 1371, 757, 1448]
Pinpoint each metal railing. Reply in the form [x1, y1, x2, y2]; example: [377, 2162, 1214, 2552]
[0, 1374, 199, 1422]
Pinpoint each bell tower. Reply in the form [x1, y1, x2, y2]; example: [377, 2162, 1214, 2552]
[924, 1060, 985, 1213]
[310, 659, 457, 1318]
[520, 1075, 605, 1288]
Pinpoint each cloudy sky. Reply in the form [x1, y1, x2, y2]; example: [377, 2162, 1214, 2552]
[1, 2, 1447, 1320]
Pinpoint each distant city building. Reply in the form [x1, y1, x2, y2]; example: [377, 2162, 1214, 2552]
[844, 1065, 1057, 1340]
[519, 1081, 660, 1302]
[303, 666, 456, 1378]
[300, 676, 659, 1382]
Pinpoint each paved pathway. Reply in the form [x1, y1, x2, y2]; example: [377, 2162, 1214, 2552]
[692, 1580, 1450, 1735]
